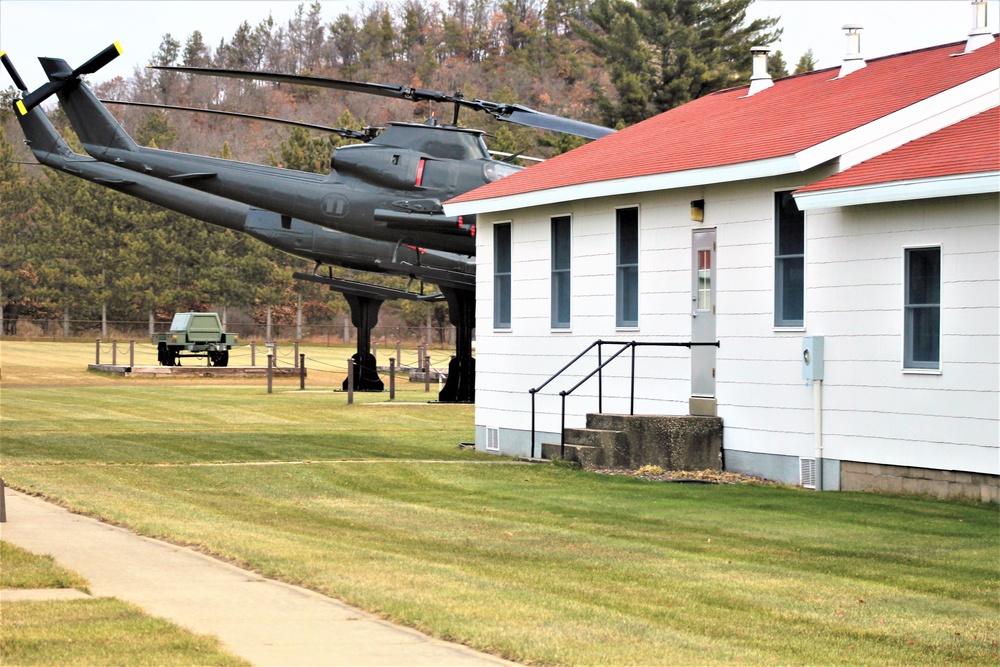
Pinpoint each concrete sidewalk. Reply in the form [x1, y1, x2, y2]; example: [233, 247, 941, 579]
[0, 490, 517, 667]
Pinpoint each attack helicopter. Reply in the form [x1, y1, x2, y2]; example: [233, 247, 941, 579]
[3, 42, 614, 401]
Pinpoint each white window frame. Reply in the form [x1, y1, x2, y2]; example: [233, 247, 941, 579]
[616, 206, 640, 329]
[774, 190, 805, 329]
[551, 214, 572, 330]
[903, 244, 942, 373]
[493, 222, 512, 331]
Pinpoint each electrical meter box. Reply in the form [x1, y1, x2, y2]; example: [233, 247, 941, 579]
[802, 336, 824, 381]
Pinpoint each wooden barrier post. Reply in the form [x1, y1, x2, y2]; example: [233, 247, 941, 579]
[251, 341, 256, 367]
[112, 340, 118, 366]
[95, 339, 100, 365]
[267, 353, 273, 394]
[299, 354, 306, 390]
[424, 353, 431, 393]
[129, 341, 135, 368]
[294, 341, 299, 369]
[389, 357, 396, 400]
[347, 357, 355, 405]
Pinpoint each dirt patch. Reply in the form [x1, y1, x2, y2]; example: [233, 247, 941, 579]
[592, 467, 781, 485]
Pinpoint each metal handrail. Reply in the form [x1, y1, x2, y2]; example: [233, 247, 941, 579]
[527, 339, 720, 458]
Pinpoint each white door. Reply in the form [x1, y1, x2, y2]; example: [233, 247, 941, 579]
[691, 229, 716, 398]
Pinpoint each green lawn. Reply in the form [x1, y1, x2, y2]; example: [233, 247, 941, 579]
[0, 541, 248, 666]
[2, 341, 998, 666]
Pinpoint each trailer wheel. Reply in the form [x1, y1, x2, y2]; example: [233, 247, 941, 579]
[209, 350, 229, 367]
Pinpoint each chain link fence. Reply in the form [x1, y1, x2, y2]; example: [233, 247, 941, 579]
[1, 318, 460, 346]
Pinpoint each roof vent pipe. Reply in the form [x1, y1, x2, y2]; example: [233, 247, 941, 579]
[837, 24, 866, 78]
[747, 46, 773, 96]
[964, 1, 994, 53]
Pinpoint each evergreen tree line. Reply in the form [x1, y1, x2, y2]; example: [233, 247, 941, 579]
[1, 0, 808, 336]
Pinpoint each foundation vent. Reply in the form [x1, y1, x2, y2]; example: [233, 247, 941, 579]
[800, 457, 817, 489]
[486, 427, 500, 451]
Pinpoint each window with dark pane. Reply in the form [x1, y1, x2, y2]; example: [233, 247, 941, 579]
[905, 247, 941, 369]
[775, 191, 804, 327]
[616, 208, 639, 327]
[493, 223, 511, 329]
[551, 216, 571, 328]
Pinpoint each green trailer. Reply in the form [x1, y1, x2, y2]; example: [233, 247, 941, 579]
[152, 312, 238, 367]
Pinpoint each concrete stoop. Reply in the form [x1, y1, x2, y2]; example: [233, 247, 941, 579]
[542, 413, 723, 471]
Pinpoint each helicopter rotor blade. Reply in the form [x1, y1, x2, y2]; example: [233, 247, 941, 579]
[149, 65, 451, 103]
[0, 51, 29, 93]
[488, 105, 615, 140]
[149, 65, 615, 140]
[101, 99, 375, 141]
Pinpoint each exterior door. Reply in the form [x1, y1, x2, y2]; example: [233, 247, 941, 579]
[691, 229, 716, 400]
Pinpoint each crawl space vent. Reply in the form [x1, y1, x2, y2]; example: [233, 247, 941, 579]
[486, 427, 500, 451]
[800, 457, 816, 489]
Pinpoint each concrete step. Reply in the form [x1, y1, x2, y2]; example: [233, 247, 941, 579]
[540, 442, 606, 467]
[563, 427, 631, 467]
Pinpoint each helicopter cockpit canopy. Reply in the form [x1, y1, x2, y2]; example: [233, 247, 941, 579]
[369, 123, 490, 161]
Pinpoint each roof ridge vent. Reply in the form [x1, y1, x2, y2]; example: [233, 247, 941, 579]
[837, 24, 866, 78]
[746, 46, 774, 96]
[964, 1, 994, 53]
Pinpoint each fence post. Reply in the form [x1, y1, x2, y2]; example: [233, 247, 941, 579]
[112, 340, 118, 366]
[251, 341, 256, 367]
[294, 341, 299, 369]
[347, 357, 355, 405]
[129, 340, 135, 368]
[299, 354, 306, 390]
[267, 353, 273, 394]
[0, 477, 6, 523]
[95, 339, 101, 365]
[424, 353, 430, 393]
[389, 357, 396, 400]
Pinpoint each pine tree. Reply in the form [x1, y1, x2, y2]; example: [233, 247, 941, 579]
[794, 48, 817, 74]
[576, 0, 781, 124]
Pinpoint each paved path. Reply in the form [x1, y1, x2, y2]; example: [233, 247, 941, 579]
[0, 490, 517, 667]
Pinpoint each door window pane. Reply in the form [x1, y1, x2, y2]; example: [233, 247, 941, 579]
[697, 250, 712, 310]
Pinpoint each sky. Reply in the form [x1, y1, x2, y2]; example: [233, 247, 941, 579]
[0, 0, 997, 89]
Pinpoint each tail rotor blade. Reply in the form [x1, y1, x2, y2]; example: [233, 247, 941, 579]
[10, 42, 121, 115]
[73, 42, 122, 77]
[0, 51, 29, 92]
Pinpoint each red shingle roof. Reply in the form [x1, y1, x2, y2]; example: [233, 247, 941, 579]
[796, 106, 999, 193]
[449, 39, 999, 206]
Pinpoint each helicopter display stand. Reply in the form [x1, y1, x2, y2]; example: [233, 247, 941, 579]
[294, 272, 475, 401]
[437, 287, 475, 403]
[342, 293, 384, 392]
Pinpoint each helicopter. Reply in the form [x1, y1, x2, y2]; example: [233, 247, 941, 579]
[3, 43, 614, 401]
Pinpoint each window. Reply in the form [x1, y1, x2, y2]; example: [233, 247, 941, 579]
[493, 223, 511, 329]
[775, 191, 804, 327]
[616, 208, 639, 327]
[905, 247, 941, 369]
[551, 216, 571, 328]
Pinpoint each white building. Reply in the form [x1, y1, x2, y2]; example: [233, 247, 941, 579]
[445, 22, 999, 501]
